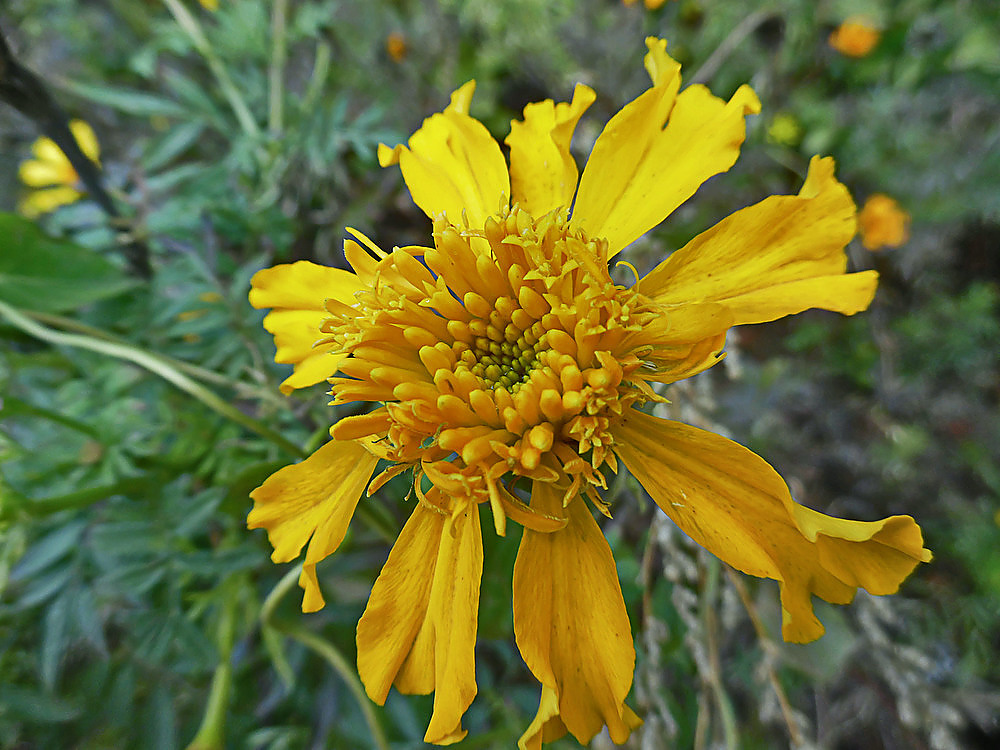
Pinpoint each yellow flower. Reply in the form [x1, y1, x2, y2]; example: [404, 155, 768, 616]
[858, 193, 910, 250]
[18, 119, 100, 218]
[829, 17, 881, 58]
[248, 38, 931, 748]
[198, 0, 218, 10]
[766, 112, 803, 147]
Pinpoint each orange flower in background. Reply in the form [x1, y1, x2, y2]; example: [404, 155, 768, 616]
[386, 31, 408, 62]
[248, 37, 930, 748]
[18, 119, 100, 218]
[623, 0, 672, 8]
[829, 17, 881, 57]
[859, 193, 910, 250]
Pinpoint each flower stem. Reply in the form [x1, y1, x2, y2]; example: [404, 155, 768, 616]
[260, 566, 390, 750]
[160, 0, 261, 140]
[268, 0, 288, 135]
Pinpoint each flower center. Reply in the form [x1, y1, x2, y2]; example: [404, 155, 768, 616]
[464, 320, 545, 392]
[322, 206, 661, 524]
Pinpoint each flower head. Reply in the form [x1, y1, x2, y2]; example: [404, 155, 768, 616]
[18, 119, 100, 218]
[858, 193, 910, 250]
[829, 17, 881, 58]
[249, 38, 930, 748]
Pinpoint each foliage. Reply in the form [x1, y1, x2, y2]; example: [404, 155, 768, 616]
[1, 0, 998, 748]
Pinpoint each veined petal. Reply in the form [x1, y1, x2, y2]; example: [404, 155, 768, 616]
[263, 309, 332, 364]
[639, 156, 877, 324]
[250, 260, 364, 311]
[357, 502, 445, 704]
[423, 501, 483, 744]
[518, 685, 568, 750]
[261, 309, 343, 394]
[513, 482, 639, 745]
[357, 497, 483, 746]
[251, 261, 364, 393]
[277, 348, 345, 394]
[378, 81, 510, 227]
[248, 439, 378, 611]
[613, 409, 932, 643]
[572, 37, 760, 257]
[506, 83, 596, 217]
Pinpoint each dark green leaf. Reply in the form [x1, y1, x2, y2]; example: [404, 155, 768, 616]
[41, 589, 72, 688]
[0, 215, 137, 313]
[0, 685, 81, 723]
[10, 519, 87, 582]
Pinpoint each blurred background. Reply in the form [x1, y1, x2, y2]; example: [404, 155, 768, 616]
[0, 0, 998, 748]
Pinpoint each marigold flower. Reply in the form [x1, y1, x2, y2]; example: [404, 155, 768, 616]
[18, 119, 100, 218]
[858, 193, 910, 250]
[829, 17, 881, 57]
[248, 37, 931, 748]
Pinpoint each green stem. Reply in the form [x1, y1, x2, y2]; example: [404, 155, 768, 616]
[186, 585, 239, 750]
[260, 566, 389, 750]
[24, 309, 283, 404]
[161, 0, 261, 140]
[301, 41, 331, 112]
[0, 299, 304, 459]
[1, 477, 151, 522]
[268, 0, 288, 135]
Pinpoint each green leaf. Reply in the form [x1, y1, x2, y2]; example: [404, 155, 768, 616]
[0, 685, 81, 723]
[10, 519, 87, 582]
[41, 588, 72, 688]
[0, 215, 137, 313]
[61, 80, 188, 118]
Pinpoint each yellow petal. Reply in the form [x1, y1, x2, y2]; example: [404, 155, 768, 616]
[423, 501, 483, 745]
[31, 136, 66, 165]
[357, 502, 446, 704]
[262, 309, 343, 394]
[378, 81, 510, 227]
[357, 498, 482, 746]
[69, 119, 101, 164]
[613, 409, 931, 643]
[250, 261, 364, 393]
[19, 159, 70, 188]
[572, 38, 760, 256]
[639, 156, 878, 324]
[18, 186, 82, 217]
[248, 439, 378, 611]
[633, 301, 732, 383]
[249, 260, 363, 311]
[262, 309, 331, 364]
[513, 482, 638, 745]
[517, 685, 568, 750]
[505, 83, 596, 217]
[274, 349, 342, 394]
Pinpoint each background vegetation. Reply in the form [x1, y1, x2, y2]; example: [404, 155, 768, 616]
[1, 0, 998, 748]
